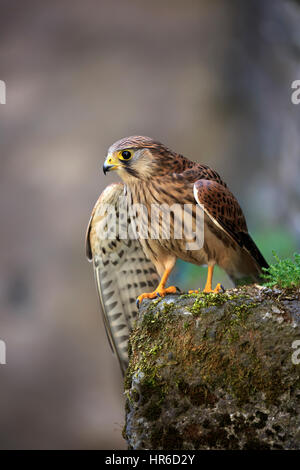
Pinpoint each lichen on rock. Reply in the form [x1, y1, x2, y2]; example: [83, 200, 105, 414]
[124, 285, 300, 450]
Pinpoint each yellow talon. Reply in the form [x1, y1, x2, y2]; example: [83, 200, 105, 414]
[137, 266, 177, 307]
[137, 285, 177, 305]
[188, 267, 225, 295]
[203, 282, 224, 294]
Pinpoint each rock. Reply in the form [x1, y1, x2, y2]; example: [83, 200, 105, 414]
[124, 285, 300, 450]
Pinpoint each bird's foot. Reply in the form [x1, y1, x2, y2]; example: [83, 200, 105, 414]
[203, 283, 225, 294]
[188, 283, 225, 294]
[136, 285, 177, 307]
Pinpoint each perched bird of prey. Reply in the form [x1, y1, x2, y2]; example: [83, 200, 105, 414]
[86, 136, 268, 373]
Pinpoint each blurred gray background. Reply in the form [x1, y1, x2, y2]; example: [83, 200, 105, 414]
[0, 0, 299, 449]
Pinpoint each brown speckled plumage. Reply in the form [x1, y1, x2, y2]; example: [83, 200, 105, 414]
[87, 136, 268, 372]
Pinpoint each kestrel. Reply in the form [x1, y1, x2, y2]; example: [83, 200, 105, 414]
[86, 136, 268, 373]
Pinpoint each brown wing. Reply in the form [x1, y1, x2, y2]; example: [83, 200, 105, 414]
[193, 179, 268, 270]
[86, 183, 160, 375]
[180, 163, 228, 187]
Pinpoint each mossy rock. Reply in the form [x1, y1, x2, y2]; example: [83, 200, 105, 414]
[124, 285, 300, 449]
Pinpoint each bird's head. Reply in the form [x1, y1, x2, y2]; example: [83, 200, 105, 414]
[103, 136, 175, 181]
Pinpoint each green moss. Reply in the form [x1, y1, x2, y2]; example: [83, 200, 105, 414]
[125, 301, 175, 407]
[188, 300, 286, 405]
[140, 301, 176, 333]
[262, 251, 300, 288]
[222, 301, 258, 343]
[190, 293, 226, 314]
[126, 286, 295, 444]
[188, 291, 250, 316]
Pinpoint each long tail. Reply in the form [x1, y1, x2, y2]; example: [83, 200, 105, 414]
[239, 232, 269, 271]
[230, 232, 269, 286]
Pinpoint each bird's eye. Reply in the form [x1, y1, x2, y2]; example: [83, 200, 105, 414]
[119, 150, 132, 160]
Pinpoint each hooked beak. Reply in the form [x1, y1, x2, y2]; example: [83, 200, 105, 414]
[103, 162, 115, 174]
[103, 154, 120, 175]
